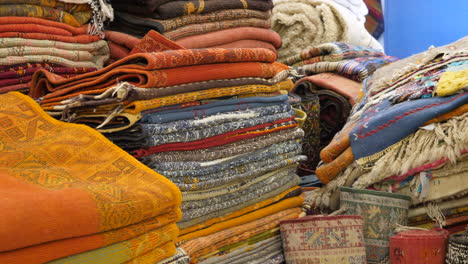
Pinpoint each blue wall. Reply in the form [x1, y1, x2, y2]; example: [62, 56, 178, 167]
[384, 0, 468, 58]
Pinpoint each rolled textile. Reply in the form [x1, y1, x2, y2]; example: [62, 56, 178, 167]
[294, 73, 362, 173]
[333, 0, 368, 24]
[154, 0, 273, 20]
[446, 230, 468, 264]
[272, 0, 382, 60]
[48, 224, 179, 264]
[280, 215, 366, 264]
[340, 187, 411, 264]
[0, 4, 92, 26]
[0, 92, 181, 251]
[390, 228, 449, 264]
[158, 9, 271, 32]
[0, 211, 180, 264]
[0, 83, 29, 94]
[28, 48, 278, 99]
[176, 27, 282, 49]
[181, 207, 301, 263]
[164, 18, 272, 40]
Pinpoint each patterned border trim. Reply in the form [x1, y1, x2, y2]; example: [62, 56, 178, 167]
[280, 215, 363, 225]
[340, 186, 411, 201]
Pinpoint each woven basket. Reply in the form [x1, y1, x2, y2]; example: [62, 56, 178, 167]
[280, 215, 366, 264]
[390, 228, 449, 264]
[446, 227, 468, 264]
[339, 187, 411, 264]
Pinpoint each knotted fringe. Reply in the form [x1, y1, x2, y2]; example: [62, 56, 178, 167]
[352, 112, 468, 188]
[87, 0, 114, 38]
[394, 223, 429, 233]
[425, 202, 447, 226]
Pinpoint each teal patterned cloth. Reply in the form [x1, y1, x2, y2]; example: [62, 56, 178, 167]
[339, 187, 411, 264]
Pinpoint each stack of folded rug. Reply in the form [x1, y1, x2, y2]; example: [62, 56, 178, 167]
[0, 0, 112, 94]
[272, 0, 382, 61]
[0, 92, 182, 264]
[106, 0, 282, 59]
[284, 42, 397, 177]
[306, 37, 467, 239]
[28, 47, 306, 263]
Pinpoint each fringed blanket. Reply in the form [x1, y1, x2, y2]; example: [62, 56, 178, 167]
[272, 0, 382, 60]
[0, 92, 181, 263]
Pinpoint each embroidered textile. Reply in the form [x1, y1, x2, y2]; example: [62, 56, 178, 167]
[340, 187, 411, 264]
[280, 215, 366, 264]
[0, 92, 181, 262]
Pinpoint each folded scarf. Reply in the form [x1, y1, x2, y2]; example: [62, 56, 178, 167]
[165, 18, 271, 40]
[0, 4, 92, 26]
[281, 42, 398, 81]
[0, 83, 29, 94]
[107, 41, 131, 61]
[111, 0, 173, 15]
[29, 48, 280, 101]
[199, 236, 282, 264]
[0, 92, 181, 252]
[141, 106, 294, 147]
[0, 210, 180, 264]
[0, 32, 100, 43]
[154, 0, 273, 20]
[155, 139, 300, 175]
[159, 9, 271, 32]
[180, 173, 300, 221]
[141, 94, 289, 124]
[179, 187, 301, 233]
[0, 38, 109, 68]
[181, 207, 301, 263]
[210, 40, 276, 53]
[48, 224, 178, 264]
[0, 0, 91, 12]
[176, 27, 282, 49]
[109, 11, 165, 36]
[142, 127, 303, 163]
[122, 242, 176, 264]
[272, 0, 382, 60]
[293, 73, 362, 171]
[363, 0, 384, 39]
[0, 63, 97, 88]
[134, 117, 297, 157]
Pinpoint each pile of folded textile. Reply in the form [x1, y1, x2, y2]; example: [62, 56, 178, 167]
[0, 0, 112, 95]
[306, 37, 467, 237]
[106, 0, 282, 61]
[272, 0, 382, 61]
[0, 92, 182, 264]
[28, 47, 306, 263]
[284, 42, 397, 181]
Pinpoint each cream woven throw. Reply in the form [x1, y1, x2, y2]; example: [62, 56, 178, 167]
[272, 0, 382, 60]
